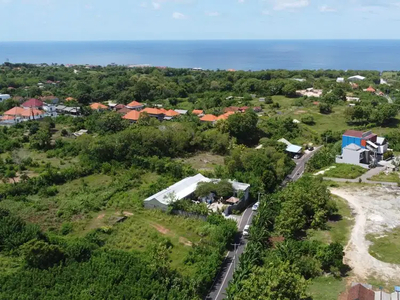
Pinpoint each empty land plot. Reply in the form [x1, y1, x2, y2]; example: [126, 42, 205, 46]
[330, 185, 400, 283]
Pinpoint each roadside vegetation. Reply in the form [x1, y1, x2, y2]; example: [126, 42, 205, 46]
[369, 171, 400, 183]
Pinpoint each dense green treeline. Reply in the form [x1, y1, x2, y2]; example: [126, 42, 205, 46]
[227, 176, 346, 300]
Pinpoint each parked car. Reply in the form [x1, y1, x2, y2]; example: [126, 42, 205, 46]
[243, 225, 250, 237]
[252, 202, 259, 211]
[294, 155, 300, 159]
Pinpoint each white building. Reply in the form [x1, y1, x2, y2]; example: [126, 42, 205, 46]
[295, 88, 323, 98]
[144, 174, 250, 210]
[348, 75, 366, 81]
[0, 94, 11, 102]
[336, 77, 345, 83]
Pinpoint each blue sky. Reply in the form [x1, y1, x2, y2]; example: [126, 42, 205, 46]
[1, 0, 400, 41]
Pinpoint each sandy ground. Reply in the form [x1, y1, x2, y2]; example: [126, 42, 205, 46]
[330, 186, 400, 282]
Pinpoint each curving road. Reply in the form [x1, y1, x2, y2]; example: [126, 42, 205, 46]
[206, 146, 321, 300]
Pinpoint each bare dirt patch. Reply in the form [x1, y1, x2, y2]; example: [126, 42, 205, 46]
[330, 186, 400, 282]
[179, 237, 193, 247]
[151, 224, 170, 235]
[123, 211, 133, 217]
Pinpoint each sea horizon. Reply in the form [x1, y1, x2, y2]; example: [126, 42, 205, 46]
[1, 39, 400, 71]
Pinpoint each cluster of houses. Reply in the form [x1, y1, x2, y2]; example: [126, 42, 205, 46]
[0, 97, 81, 124]
[347, 282, 400, 300]
[88, 100, 261, 124]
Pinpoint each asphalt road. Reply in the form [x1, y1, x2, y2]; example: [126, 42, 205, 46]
[206, 147, 322, 300]
[206, 207, 254, 300]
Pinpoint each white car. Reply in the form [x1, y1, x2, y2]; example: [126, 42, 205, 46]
[243, 225, 250, 237]
[252, 202, 259, 211]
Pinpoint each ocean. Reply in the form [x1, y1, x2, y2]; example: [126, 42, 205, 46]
[1, 40, 400, 71]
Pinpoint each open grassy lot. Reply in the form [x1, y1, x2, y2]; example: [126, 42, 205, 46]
[100, 208, 205, 275]
[369, 171, 400, 183]
[308, 195, 354, 246]
[307, 195, 353, 300]
[308, 276, 347, 300]
[178, 152, 225, 172]
[323, 164, 367, 179]
[367, 227, 400, 265]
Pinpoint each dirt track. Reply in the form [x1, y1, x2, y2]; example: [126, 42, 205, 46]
[330, 186, 400, 282]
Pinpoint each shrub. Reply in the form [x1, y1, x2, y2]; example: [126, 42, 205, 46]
[22, 240, 65, 269]
[301, 115, 315, 125]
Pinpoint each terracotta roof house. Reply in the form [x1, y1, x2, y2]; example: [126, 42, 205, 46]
[140, 108, 165, 120]
[164, 110, 180, 117]
[126, 100, 144, 111]
[123, 110, 141, 122]
[65, 97, 76, 102]
[192, 109, 204, 116]
[224, 106, 240, 113]
[365, 86, 376, 93]
[0, 115, 15, 121]
[217, 111, 235, 121]
[22, 98, 44, 108]
[116, 107, 131, 115]
[3, 107, 44, 119]
[347, 284, 374, 300]
[200, 114, 218, 123]
[90, 103, 108, 110]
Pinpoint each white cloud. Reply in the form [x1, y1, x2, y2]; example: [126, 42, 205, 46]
[152, 2, 161, 9]
[319, 5, 337, 12]
[172, 11, 188, 19]
[238, 0, 245, 2]
[273, 0, 310, 11]
[205, 11, 220, 17]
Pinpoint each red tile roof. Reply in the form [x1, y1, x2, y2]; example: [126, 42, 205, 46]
[65, 97, 76, 102]
[1, 115, 15, 121]
[141, 108, 164, 115]
[164, 110, 180, 117]
[200, 114, 218, 122]
[224, 106, 239, 113]
[347, 284, 374, 300]
[366, 86, 376, 92]
[4, 107, 44, 117]
[22, 98, 44, 108]
[239, 106, 250, 112]
[217, 111, 235, 121]
[192, 109, 204, 115]
[90, 103, 108, 110]
[126, 100, 143, 107]
[343, 130, 364, 138]
[123, 110, 141, 121]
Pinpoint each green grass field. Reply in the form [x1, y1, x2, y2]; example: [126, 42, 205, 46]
[308, 276, 347, 300]
[367, 227, 400, 265]
[369, 171, 400, 183]
[323, 164, 367, 179]
[178, 152, 225, 172]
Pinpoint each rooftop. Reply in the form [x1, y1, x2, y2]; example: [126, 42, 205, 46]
[126, 100, 143, 107]
[90, 102, 108, 110]
[200, 114, 218, 122]
[343, 130, 364, 138]
[123, 110, 141, 121]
